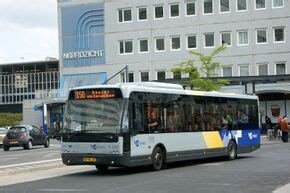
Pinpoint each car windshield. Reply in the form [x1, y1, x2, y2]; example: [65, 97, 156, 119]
[9, 127, 26, 133]
[0, 129, 7, 134]
[63, 99, 124, 134]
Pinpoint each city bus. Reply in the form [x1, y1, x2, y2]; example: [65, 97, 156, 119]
[61, 82, 260, 172]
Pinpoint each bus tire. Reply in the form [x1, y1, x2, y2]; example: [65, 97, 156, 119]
[96, 165, 109, 173]
[152, 146, 164, 171]
[227, 140, 237, 160]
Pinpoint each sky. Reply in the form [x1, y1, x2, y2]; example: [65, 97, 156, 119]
[0, 0, 58, 64]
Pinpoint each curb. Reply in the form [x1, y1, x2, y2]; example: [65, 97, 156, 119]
[0, 161, 66, 177]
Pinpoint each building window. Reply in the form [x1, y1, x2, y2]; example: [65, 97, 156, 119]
[256, 29, 267, 44]
[157, 71, 166, 80]
[171, 36, 181, 50]
[238, 31, 249, 45]
[256, 0, 266, 9]
[274, 27, 285, 43]
[154, 5, 164, 19]
[170, 3, 179, 17]
[203, 0, 213, 14]
[121, 72, 134, 82]
[155, 38, 165, 52]
[276, 63, 286, 75]
[258, 64, 268, 75]
[119, 40, 133, 54]
[237, 0, 247, 11]
[222, 66, 232, 77]
[187, 35, 197, 49]
[173, 72, 181, 79]
[118, 9, 132, 22]
[140, 72, 149, 81]
[186, 1, 196, 16]
[204, 33, 215, 48]
[273, 0, 284, 8]
[220, 0, 230, 13]
[239, 65, 250, 76]
[139, 39, 149, 53]
[221, 32, 231, 46]
[138, 7, 147, 21]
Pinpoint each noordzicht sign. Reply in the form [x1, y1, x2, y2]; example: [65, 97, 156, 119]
[63, 50, 104, 60]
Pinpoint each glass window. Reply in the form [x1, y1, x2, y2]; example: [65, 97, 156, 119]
[273, 0, 284, 7]
[119, 40, 133, 54]
[138, 7, 147, 20]
[223, 67, 232, 77]
[173, 72, 181, 79]
[221, 32, 231, 46]
[220, 0, 230, 12]
[157, 71, 166, 80]
[256, 29, 267, 44]
[204, 0, 213, 14]
[276, 63, 286, 75]
[141, 72, 149, 81]
[129, 73, 134, 82]
[118, 9, 132, 22]
[186, 1, 196, 16]
[170, 4, 179, 17]
[238, 31, 249, 45]
[121, 72, 134, 82]
[274, 27, 285, 42]
[155, 5, 164, 19]
[240, 65, 249, 76]
[256, 0, 266, 9]
[205, 33, 215, 47]
[171, 36, 181, 50]
[258, 64, 268, 75]
[155, 38, 165, 51]
[237, 0, 247, 11]
[139, 39, 148, 53]
[187, 35, 197, 49]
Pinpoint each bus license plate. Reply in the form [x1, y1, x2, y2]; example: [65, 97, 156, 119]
[83, 158, 96, 162]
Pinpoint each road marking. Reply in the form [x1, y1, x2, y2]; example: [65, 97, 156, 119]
[0, 158, 61, 169]
[39, 189, 87, 192]
[0, 150, 60, 158]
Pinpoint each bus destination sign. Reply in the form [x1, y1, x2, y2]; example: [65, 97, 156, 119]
[74, 89, 120, 100]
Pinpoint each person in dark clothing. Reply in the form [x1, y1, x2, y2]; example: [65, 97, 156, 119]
[281, 116, 289, 142]
[265, 116, 272, 130]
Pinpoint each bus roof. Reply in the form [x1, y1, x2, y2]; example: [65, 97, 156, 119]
[71, 82, 258, 100]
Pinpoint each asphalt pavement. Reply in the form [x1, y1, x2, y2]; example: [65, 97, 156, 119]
[0, 136, 289, 193]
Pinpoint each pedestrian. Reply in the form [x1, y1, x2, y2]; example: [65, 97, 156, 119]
[280, 116, 288, 142]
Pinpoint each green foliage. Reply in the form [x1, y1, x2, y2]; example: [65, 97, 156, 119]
[172, 44, 229, 91]
[0, 113, 22, 127]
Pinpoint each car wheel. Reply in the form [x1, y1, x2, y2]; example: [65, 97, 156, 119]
[25, 140, 33, 150]
[96, 165, 109, 173]
[3, 146, 9, 151]
[152, 146, 164, 171]
[44, 139, 49, 148]
[227, 140, 237, 160]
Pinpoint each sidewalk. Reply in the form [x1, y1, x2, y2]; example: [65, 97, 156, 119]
[260, 135, 282, 145]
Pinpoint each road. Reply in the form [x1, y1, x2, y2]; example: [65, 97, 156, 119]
[0, 139, 289, 193]
[0, 139, 61, 170]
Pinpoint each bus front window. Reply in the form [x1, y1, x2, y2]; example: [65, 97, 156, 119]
[63, 99, 124, 136]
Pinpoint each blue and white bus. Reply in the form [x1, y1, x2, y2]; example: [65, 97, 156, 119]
[61, 82, 260, 171]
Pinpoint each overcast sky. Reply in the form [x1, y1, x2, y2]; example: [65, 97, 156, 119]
[0, 0, 58, 64]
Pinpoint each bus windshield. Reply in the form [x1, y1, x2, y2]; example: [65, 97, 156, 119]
[63, 99, 124, 136]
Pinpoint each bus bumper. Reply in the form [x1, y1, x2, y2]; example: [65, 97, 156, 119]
[61, 153, 139, 167]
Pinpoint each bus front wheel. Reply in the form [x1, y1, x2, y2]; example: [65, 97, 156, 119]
[227, 140, 237, 160]
[152, 146, 164, 171]
[96, 165, 109, 173]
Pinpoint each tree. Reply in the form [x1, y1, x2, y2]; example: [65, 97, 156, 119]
[172, 44, 229, 91]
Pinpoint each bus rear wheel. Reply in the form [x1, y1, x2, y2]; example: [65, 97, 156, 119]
[96, 165, 109, 173]
[152, 146, 164, 171]
[227, 140, 237, 160]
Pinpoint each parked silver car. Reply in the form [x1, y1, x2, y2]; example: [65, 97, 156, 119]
[0, 127, 8, 147]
